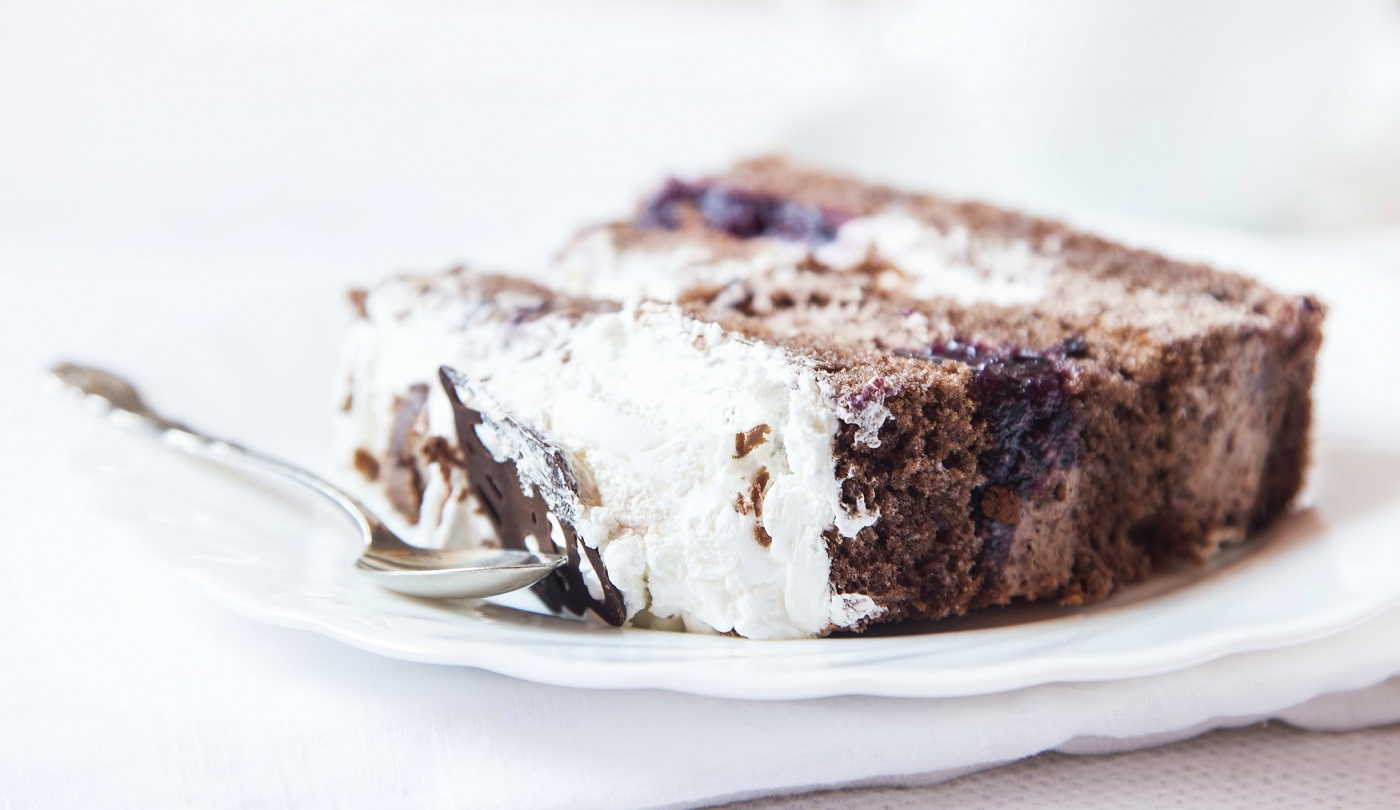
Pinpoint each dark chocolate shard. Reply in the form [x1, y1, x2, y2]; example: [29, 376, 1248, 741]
[439, 367, 627, 626]
[420, 435, 463, 485]
[352, 448, 380, 481]
[750, 466, 772, 547]
[347, 288, 369, 319]
[733, 424, 771, 458]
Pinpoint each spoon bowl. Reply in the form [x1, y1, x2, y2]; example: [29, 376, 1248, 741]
[357, 546, 563, 599]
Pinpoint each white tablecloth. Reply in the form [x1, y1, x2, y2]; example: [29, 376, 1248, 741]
[728, 721, 1400, 809]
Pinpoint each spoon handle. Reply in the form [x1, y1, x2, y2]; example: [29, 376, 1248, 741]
[48, 362, 384, 542]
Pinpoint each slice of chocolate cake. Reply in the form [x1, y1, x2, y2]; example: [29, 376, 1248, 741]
[339, 271, 897, 638]
[338, 159, 1324, 639]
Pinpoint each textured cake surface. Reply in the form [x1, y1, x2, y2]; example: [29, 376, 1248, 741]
[338, 158, 1324, 638]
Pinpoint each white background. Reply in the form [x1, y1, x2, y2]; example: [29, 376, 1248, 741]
[3, 1, 1399, 807]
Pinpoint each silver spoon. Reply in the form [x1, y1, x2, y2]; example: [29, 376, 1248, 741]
[48, 362, 566, 600]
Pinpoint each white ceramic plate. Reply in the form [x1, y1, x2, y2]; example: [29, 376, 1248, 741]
[85, 247, 1400, 700]
[96, 430, 1400, 699]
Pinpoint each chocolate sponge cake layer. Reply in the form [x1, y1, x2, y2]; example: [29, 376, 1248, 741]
[555, 157, 1325, 625]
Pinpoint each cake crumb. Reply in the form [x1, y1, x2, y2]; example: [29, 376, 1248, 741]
[980, 486, 1022, 525]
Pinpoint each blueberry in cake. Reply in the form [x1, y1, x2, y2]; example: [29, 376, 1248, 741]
[338, 158, 1324, 639]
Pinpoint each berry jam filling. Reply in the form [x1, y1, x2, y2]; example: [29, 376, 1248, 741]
[910, 339, 1084, 570]
[843, 377, 888, 415]
[638, 179, 849, 245]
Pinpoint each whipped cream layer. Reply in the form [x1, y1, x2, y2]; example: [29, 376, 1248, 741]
[560, 208, 1055, 307]
[337, 271, 882, 639]
[560, 206, 1263, 340]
